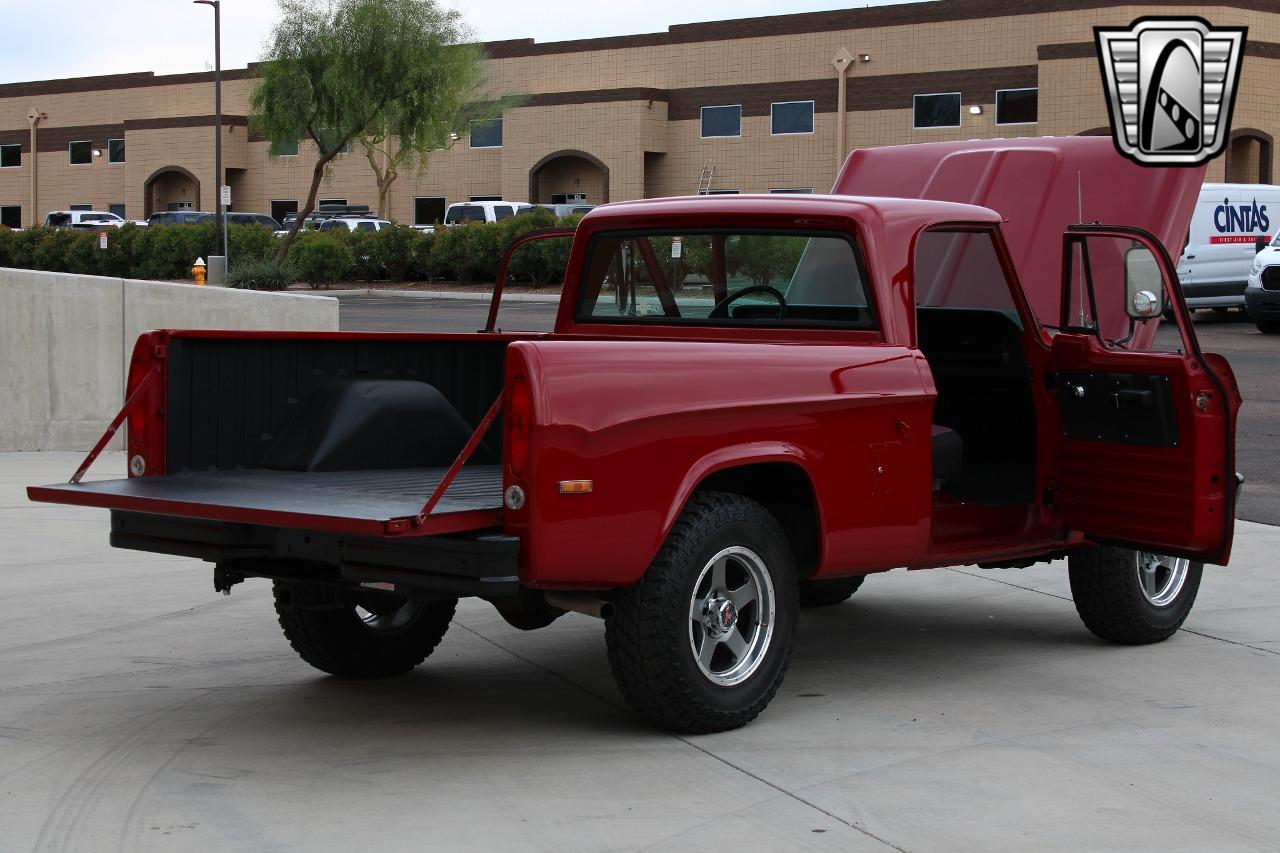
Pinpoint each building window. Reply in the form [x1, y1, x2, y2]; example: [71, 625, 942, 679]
[469, 118, 503, 149]
[996, 88, 1038, 125]
[69, 140, 93, 165]
[275, 138, 299, 156]
[315, 129, 350, 154]
[109, 203, 126, 219]
[701, 105, 742, 138]
[271, 199, 298, 225]
[107, 138, 125, 164]
[771, 101, 814, 135]
[69, 204, 92, 211]
[771, 187, 814, 194]
[707, 189, 740, 194]
[913, 93, 962, 129]
[414, 196, 446, 226]
[0, 144, 19, 168]
[0, 206, 20, 229]
[469, 195, 502, 202]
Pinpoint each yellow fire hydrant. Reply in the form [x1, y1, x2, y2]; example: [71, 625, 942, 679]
[192, 257, 207, 286]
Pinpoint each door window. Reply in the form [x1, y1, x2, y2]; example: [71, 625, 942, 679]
[1064, 231, 1183, 353]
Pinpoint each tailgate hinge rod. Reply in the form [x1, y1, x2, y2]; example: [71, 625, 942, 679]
[69, 365, 161, 484]
[406, 391, 505, 530]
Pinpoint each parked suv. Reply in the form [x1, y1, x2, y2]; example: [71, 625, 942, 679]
[196, 212, 282, 230]
[318, 217, 393, 233]
[443, 201, 533, 225]
[1245, 228, 1280, 332]
[44, 210, 126, 229]
[145, 210, 211, 226]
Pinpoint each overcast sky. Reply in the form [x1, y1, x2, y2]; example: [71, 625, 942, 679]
[0, 0, 908, 84]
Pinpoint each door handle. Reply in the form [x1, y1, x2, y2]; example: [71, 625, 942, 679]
[1184, 254, 1196, 259]
[1113, 389, 1153, 409]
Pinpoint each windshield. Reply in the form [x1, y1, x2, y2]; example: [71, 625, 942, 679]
[577, 230, 875, 329]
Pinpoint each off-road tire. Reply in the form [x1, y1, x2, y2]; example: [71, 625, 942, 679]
[798, 575, 865, 607]
[606, 491, 799, 733]
[274, 583, 456, 678]
[1068, 546, 1202, 645]
[1255, 319, 1280, 334]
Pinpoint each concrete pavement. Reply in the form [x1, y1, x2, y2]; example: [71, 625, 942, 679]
[2, 451, 1278, 852]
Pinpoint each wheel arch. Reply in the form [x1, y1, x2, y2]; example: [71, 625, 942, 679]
[657, 445, 824, 578]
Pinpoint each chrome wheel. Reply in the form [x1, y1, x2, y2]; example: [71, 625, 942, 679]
[355, 599, 424, 633]
[688, 546, 776, 686]
[1135, 552, 1191, 607]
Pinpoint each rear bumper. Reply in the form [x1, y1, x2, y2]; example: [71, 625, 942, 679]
[110, 511, 521, 598]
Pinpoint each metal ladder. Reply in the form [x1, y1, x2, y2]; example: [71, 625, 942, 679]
[697, 162, 714, 195]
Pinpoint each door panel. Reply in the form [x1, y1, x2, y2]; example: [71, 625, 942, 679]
[1051, 226, 1239, 563]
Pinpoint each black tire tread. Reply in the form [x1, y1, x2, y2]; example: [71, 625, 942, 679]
[1068, 546, 1201, 645]
[1256, 320, 1280, 334]
[274, 584, 456, 678]
[606, 491, 797, 734]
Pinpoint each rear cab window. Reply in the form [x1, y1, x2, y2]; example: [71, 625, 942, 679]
[576, 230, 876, 330]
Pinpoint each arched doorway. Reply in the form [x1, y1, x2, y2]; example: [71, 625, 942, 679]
[529, 150, 609, 204]
[143, 166, 201, 217]
[1076, 126, 1112, 137]
[1224, 130, 1274, 184]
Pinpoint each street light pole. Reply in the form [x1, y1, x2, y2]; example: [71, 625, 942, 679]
[194, 0, 227, 278]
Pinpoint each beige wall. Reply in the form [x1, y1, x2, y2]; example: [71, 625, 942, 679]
[0, 267, 337, 451]
[1, 2, 1278, 226]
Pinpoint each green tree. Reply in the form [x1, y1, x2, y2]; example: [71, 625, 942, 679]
[252, 0, 495, 260]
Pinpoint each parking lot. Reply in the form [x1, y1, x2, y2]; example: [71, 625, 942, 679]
[2, 452, 1278, 851]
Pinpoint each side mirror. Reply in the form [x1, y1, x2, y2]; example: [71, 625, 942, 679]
[1256, 236, 1269, 253]
[1124, 245, 1164, 320]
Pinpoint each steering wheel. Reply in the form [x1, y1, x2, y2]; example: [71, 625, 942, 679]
[708, 285, 787, 319]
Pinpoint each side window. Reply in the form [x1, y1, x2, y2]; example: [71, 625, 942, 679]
[914, 229, 1020, 320]
[577, 232, 875, 329]
[494, 205, 514, 220]
[356, 221, 376, 231]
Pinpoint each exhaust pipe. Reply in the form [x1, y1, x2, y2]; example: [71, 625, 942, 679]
[545, 591, 614, 620]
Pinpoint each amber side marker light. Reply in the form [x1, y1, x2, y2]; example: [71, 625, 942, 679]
[558, 480, 594, 494]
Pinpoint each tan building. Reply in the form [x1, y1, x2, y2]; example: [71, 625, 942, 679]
[1, 0, 1277, 230]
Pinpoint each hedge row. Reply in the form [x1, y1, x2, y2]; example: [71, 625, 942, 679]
[0, 208, 583, 290]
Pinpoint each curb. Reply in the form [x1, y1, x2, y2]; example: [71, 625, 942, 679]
[305, 288, 561, 303]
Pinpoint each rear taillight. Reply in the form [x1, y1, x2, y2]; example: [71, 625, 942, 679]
[507, 374, 531, 476]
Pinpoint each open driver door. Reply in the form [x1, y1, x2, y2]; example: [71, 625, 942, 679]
[1047, 225, 1241, 564]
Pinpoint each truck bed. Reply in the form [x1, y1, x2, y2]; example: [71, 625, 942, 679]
[29, 465, 504, 536]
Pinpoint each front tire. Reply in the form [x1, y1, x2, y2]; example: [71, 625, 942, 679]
[1255, 319, 1280, 334]
[1068, 546, 1202, 644]
[606, 492, 798, 733]
[274, 583, 456, 678]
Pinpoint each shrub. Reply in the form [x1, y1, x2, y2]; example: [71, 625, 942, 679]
[372, 224, 419, 283]
[31, 227, 79, 272]
[344, 228, 381, 281]
[132, 223, 212, 280]
[226, 257, 297, 291]
[411, 231, 439, 282]
[0, 226, 16, 268]
[291, 233, 353, 288]
[63, 231, 107, 275]
[226, 223, 278, 265]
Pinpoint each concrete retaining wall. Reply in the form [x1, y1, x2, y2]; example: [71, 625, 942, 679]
[1, 267, 338, 451]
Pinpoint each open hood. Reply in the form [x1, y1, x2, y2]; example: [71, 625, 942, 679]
[832, 136, 1206, 328]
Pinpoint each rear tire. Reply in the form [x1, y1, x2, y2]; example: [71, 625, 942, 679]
[274, 583, 456, 678]
[798, 575, 865, 607]
[1068, 546, 1202, 645]
[606, 492, 798, 733]
[1255, 320, 1280, 334]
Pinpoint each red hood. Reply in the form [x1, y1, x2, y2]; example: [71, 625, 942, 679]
[832, 137, 1205, 329]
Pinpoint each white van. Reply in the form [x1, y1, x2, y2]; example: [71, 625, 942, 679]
[1176, 183, 1280, 310]
[442, 201, 533, 226]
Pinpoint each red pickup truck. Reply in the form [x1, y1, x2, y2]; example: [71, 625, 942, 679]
[30, 138, 1241, 733]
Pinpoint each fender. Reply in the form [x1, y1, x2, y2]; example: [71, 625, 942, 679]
[653, 442, 823, 564]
